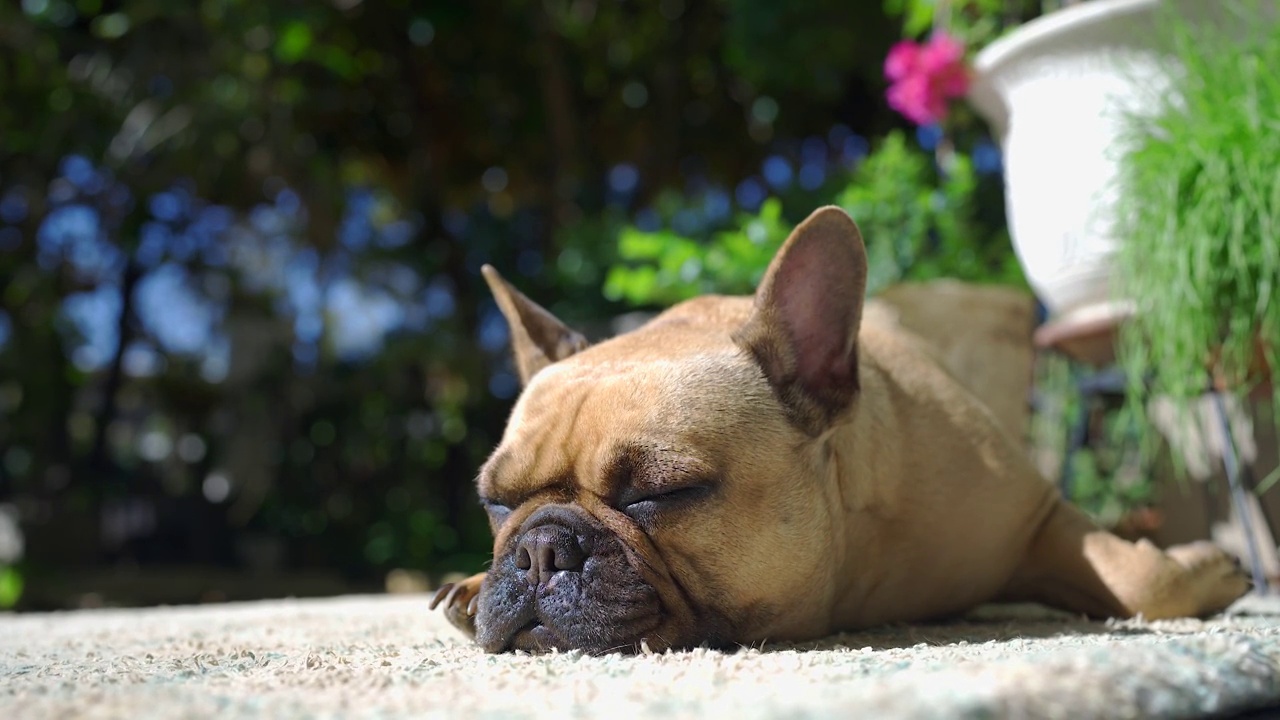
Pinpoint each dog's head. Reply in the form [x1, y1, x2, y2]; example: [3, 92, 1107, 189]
[473, 206, 868, 653]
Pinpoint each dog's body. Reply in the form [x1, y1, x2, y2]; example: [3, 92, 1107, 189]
[433, 207, 1248, 653]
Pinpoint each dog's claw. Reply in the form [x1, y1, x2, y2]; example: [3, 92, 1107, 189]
[429, 582, 454, 611]
[443, 583, 466, 610]
[429, 573, 486, 639]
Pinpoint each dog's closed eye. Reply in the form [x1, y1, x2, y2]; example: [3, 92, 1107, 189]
[618, 484, 714, 522]
[480, 499, 512, 525]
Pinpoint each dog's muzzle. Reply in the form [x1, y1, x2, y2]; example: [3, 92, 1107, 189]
[474, 504, 662, 654]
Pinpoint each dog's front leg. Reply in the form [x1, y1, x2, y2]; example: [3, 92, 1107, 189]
[429, 572, 486, 637]
[999, 500, 1250, 619]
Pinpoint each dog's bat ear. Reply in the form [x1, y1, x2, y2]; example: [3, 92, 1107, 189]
[481, 265, 589, 386]
[732, 206, 868, 435]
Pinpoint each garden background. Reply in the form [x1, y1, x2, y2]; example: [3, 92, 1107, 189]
[0, 0, 1054, 609]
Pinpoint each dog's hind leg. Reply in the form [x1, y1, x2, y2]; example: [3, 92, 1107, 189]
[998, 500, 1250, 619]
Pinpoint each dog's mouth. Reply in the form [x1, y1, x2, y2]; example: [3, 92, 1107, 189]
[509, 619, 552, 650]
[474, 531, 668, 653]
[502, 611, 665, 655]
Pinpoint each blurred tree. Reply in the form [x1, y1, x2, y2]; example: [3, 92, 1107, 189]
[0, 0, 909, 604]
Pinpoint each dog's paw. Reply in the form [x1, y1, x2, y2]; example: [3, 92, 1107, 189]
[429, 572, 485, 638]
[1165, 541, 1252, 616]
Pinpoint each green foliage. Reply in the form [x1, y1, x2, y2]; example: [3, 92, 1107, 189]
[0, 566, 22, 609]
[2, 0, 931, 597]
[836, 132, 1022, 291]
[274, 22, 314, 64]
[1029, 356, 1156, 525]
[1066, 446, 1154, 526]
[882, 0, 1043, 45]
[1115, 1, 1280, 451]
[724, 0, 895, 100]
[606, 197, 788, 305]
[606, 131, 1024, 306]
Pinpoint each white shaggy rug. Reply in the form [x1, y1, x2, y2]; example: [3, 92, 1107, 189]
[4, 593, 1280, 719]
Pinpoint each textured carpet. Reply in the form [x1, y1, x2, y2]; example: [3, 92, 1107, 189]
[4, 593, 1280, 719]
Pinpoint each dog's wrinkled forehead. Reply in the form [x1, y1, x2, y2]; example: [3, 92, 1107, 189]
[479, 437, 714, 508]
[479, 352, 769, 503]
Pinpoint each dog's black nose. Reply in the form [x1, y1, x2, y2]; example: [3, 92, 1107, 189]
[515, 524, 586, 586]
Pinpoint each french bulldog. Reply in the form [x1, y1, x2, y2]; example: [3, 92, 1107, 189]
[431, 206, 1249, 654]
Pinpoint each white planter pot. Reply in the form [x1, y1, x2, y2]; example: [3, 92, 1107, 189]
[968, 0, 1256, 319]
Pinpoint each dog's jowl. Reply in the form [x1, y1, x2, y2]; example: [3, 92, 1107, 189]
[431, 206, 1249, 654]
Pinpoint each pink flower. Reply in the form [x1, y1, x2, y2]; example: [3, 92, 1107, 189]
[886, 76, 948, 128]
[884, 41, 920, 83]
[884, 33, 971, 125]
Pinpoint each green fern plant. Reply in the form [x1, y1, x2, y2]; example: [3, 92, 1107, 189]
[1114, 1, 1280, 480]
